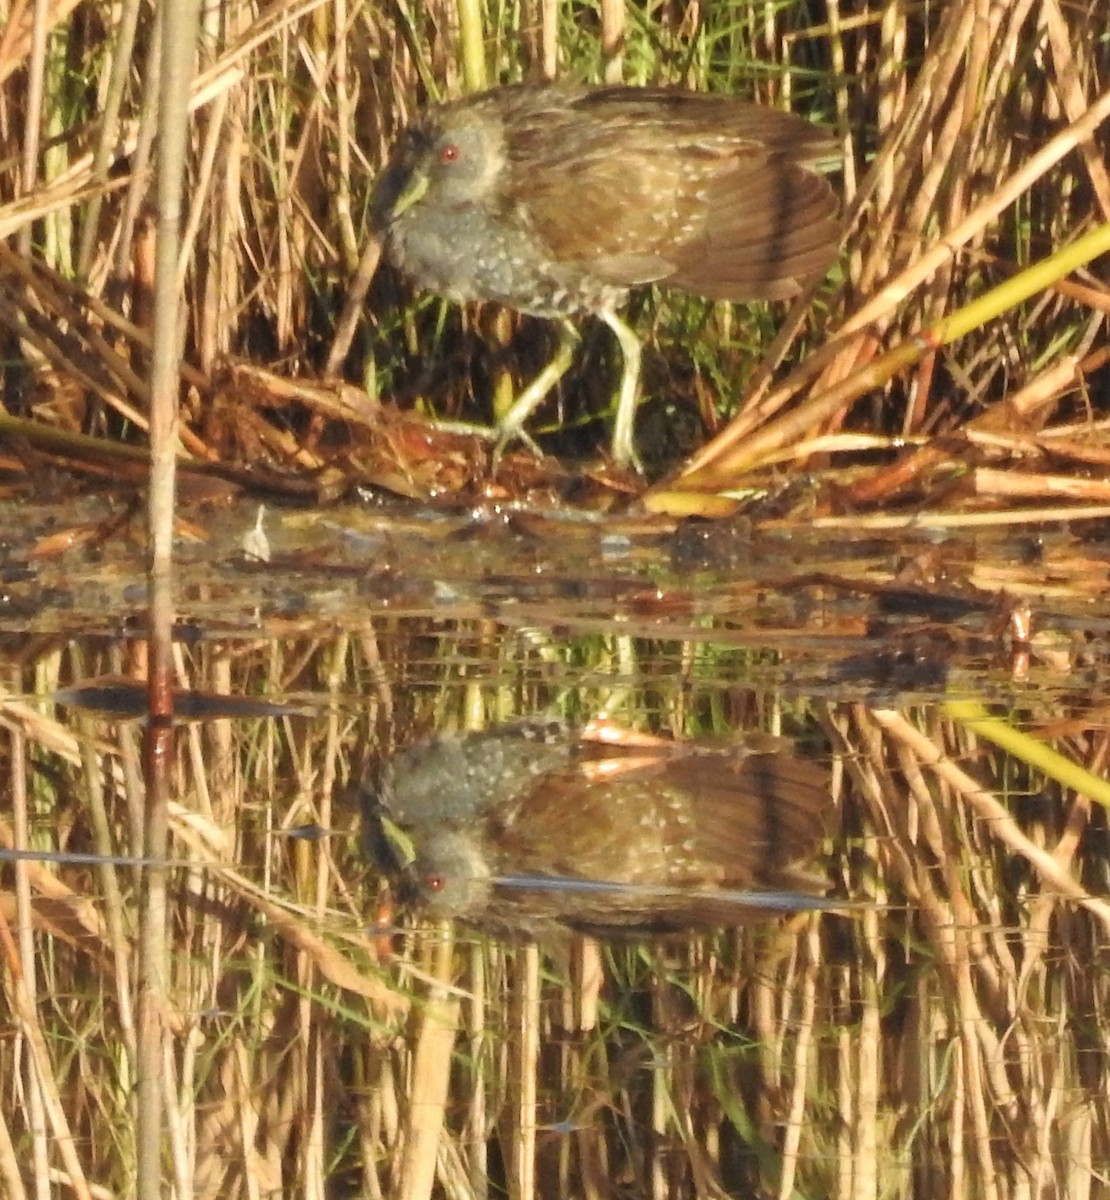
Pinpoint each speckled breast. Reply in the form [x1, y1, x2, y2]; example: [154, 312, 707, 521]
[386, 204, 629, 319]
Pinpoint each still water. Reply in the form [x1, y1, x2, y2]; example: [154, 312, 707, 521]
[1, 494, 1107, 1199]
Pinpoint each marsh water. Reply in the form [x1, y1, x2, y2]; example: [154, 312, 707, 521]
[3, 492, 1109, 1199]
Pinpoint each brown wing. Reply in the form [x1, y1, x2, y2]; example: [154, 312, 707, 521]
[481, 761, 675, 884]
[481, 744, 829, 892]
[665, 157, 840, 300]
[660, 751, 831, 890]
[483, 85, 841, 301]
[475, 746, 830, 935]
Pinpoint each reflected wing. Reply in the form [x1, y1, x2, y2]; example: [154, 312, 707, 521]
[482, 747, 830, 916]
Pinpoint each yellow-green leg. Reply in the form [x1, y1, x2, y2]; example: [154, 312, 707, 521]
[599, 309, 644, 473]
[492, 320, 579, 462]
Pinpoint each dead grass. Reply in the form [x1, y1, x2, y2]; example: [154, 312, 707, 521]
[1, 626, 1108, 1197]
[2, 0, 1110, 1197]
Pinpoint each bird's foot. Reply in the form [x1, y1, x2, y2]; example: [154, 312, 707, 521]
[417, 414, 545, 465]
[488, 324, 579, 467]
[491, 417, 546, 467]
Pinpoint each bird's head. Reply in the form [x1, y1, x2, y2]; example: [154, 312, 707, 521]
[402, 828, 494, 919]
[371, 107, 503, 229]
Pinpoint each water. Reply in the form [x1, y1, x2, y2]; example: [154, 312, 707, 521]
[2, 493, 1108, 1198]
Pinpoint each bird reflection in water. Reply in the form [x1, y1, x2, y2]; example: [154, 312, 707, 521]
[362, 718, 835, 939]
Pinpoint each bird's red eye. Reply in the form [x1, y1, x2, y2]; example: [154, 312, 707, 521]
[440, 143, 460, 164]
[425, 873, 446, 893]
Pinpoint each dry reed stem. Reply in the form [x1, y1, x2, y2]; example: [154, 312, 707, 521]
[844, 83, 1110, 335]
[574, 936, 603, 1032]
[668, 82, 1110, 489]
[1019, 764, 1101, 994]
[951, 1036, 969, 1197]
[853, 875, 881, 1200]
[870, 709, 1110, 934]
[0, 905, 93, 1200]
[803, 503, 1110, 531]
[650, 1027, 667, 1200]
[398, 933, 461, 1200]
[599, 0, 624, 83]
[0, 1107, 26, 1200]
[511, 941, 540, 1200]
[75, 714, 139, 1056]
[971, 467, 1110, 502]
[0, 175, 133, 242]
[852, 709, 1007, 1193]
[899, 737, 1021, 1124]
[834, 964, 853, 1198]
[1042, 0, 1110, 219]
[820, 701, 1078, 1191]
[0, 689, 406, 1011]
[833, 708, 889, 1200]
[3, 3, 1110, 1195]
[8, 717, 50, 1192]
[0, 241, 209, 387]
[777, 920, 819, 1200]
[137, 4, 203, 1188]
[465, 941, 488, 1199]
[868, 705, 1108, 1176]
[953, 937, 1002, 1200]
[0, 0, 80, 87]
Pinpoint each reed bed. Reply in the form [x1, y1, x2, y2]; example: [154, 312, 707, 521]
[1, 1, 1109, 1198]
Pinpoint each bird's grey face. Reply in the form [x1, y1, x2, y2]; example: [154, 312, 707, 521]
[372, 110, 502, 229]
[407, 829, 494, 919]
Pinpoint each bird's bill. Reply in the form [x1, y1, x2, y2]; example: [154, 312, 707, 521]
[388, 169, 430, 218]
[376, 813, 417, 869]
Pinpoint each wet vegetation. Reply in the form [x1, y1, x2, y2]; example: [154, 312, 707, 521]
[1, 0, 1110, 1198]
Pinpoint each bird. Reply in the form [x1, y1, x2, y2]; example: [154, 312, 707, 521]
[361, 718, 832, 938]
[369, 83, 842, 472]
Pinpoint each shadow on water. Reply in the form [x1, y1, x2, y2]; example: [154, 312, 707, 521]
[2, 494, 1110, 1198]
